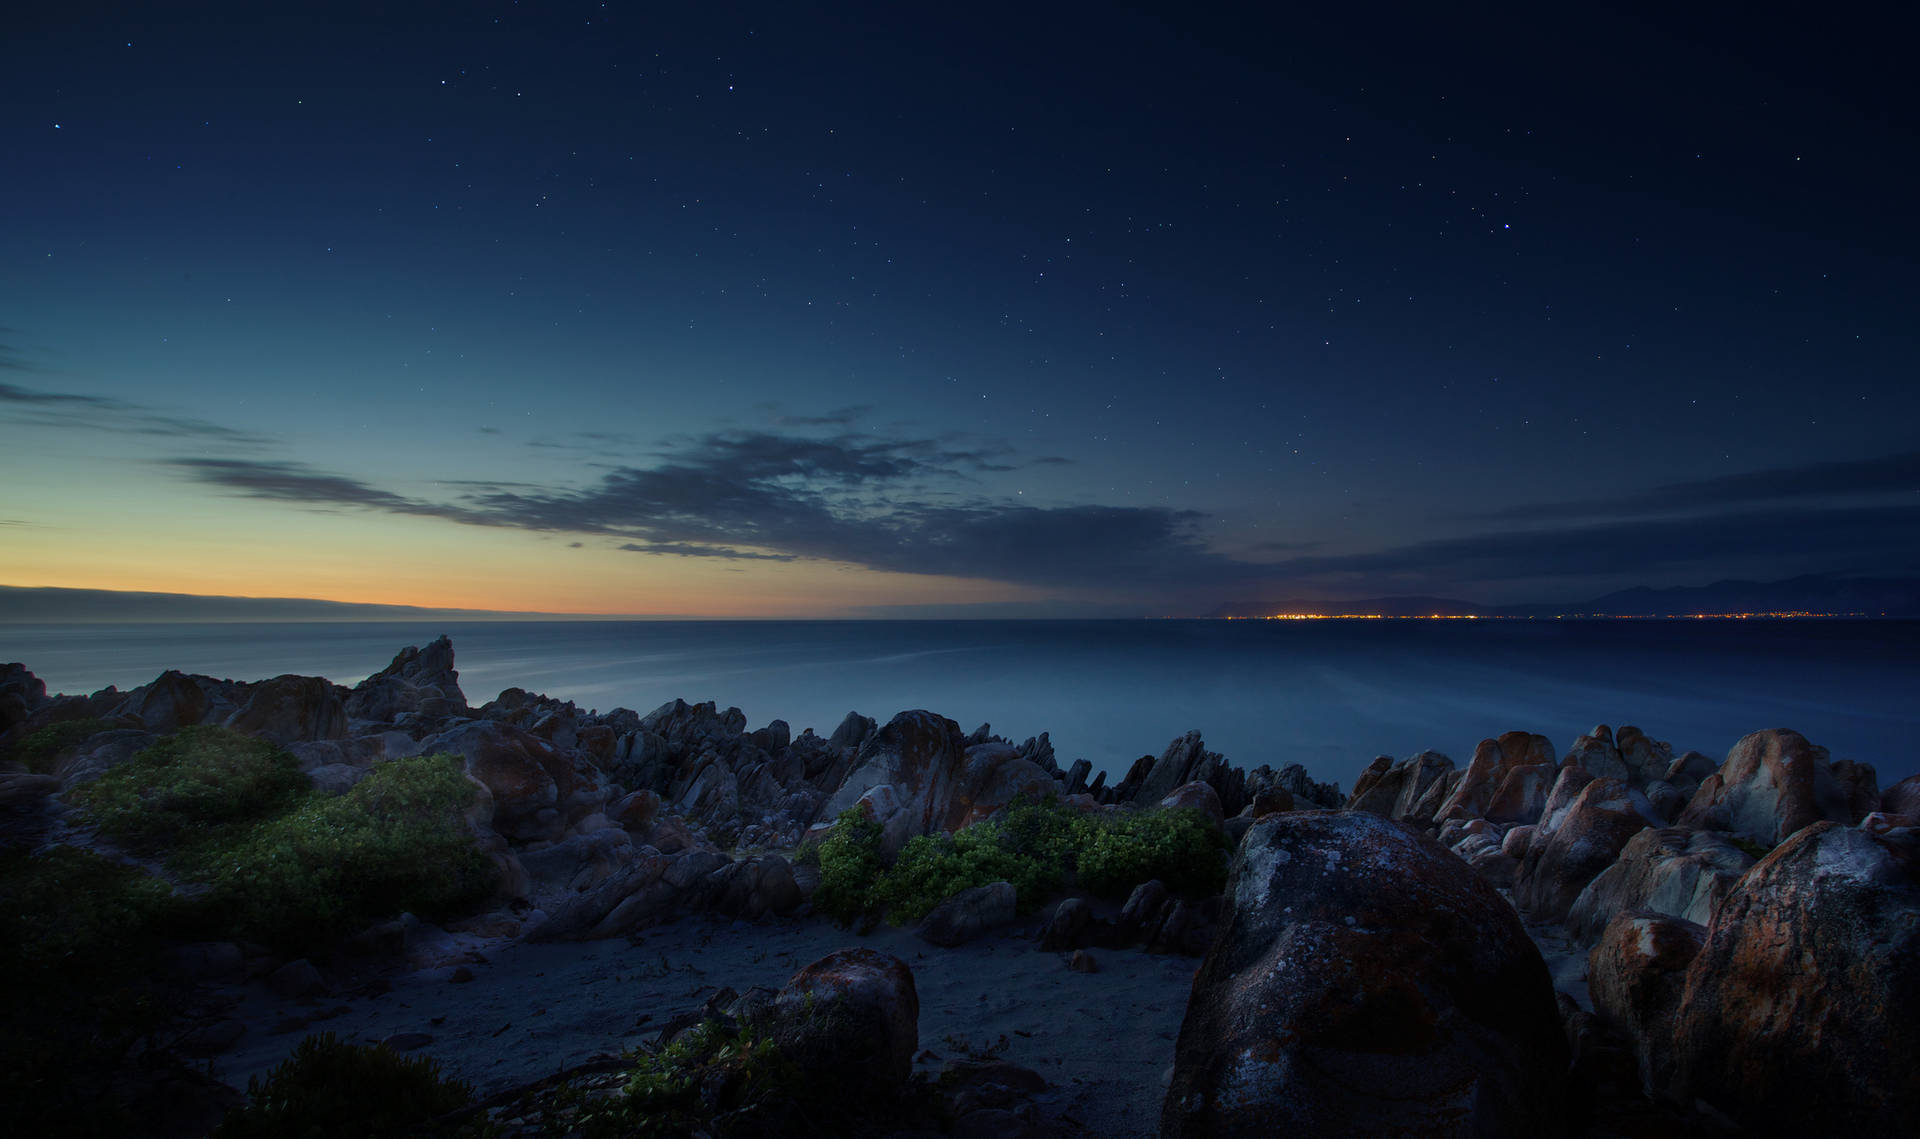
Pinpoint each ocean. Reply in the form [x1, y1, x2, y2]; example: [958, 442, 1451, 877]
[5, 619, 1918, 787]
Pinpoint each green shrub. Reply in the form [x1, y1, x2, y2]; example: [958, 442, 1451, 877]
[812, 806, 884, 926]
[211, 1033, 479, 1139]
[812, 797, 1229, 926]
[189, 753, 494, 950]
[7, 717, 116, 773]
[70, 726, 309, 853]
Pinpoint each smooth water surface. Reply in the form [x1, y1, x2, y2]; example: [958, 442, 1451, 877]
[5, 619, 1917, 786]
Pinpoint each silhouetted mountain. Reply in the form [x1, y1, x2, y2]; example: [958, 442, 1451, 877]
[0, 586, 587, 623]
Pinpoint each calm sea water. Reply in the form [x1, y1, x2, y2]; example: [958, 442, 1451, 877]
[5, 619, 1917, 787]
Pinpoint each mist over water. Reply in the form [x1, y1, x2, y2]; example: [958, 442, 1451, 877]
[7, 619, 1918, 786]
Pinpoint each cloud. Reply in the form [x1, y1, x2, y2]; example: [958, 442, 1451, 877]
[1264, 501, 1920, 585]
[1482, 451, 1920, 521]
[166, 428, 1261, 589]
[0, 380, 272, 447]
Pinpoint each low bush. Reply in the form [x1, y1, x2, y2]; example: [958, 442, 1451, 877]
[812, 796, 1228, 926]
[211, 1033, 480, 1139]
[188, 752, 495, 950]
[7, 716, 117, 773]
[70, 725, 309, 852]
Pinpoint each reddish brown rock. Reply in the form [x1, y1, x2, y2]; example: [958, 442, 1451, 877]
[1563, 725, 1629, 782]
[1565, 826, 1755, 944]
[1161, 811, 1567, 1138]
[1671, 821, 1920, 1132]
[1587, 911, 1706, 1098]
[1676, 728, 1853, 846]
[772, 948, 920, 1091]
[1513, 776, 1660, 923]
[418, 719, 602, 843]
[116, 670, 212, 733]
[1348, 750, 1454, 820]
[1486, 762, 1555, 825]
[1344, 755, 1395, 813]
[1615, 725, 1674, 785]
[1436, 730, 1555, 823]
[1159, 780, 1225, 825]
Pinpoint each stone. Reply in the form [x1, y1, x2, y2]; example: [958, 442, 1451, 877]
[343, 636, 470, 726]
[1615, 725, 1674, 785]
[1587, 911, 1706, 1099]
[1436, 730, 1555, 823]
[1037, 897, 1093, 951]
[1676, 728, 1853, 846]
[267, 958, 327, 1000]
[116, 670, 212, 732]
[1513, 776, 1661, 923]
[1831, 758, 1881, 822]
[1564, 827, 1755, 944]
[416, 719, 603, 844]
[771, 948, 920, 1091]
[1068, 949, 1098, 973]
[1485, 762, 1555, 825]
[1159, 780, 1224, 825]
[1882, 773, 1920, 817]
[1671, 822, 1920, 1131]
[224, 674, 348, 745]
[916, 881, 1018, 947]
[1161, 811, 1568, 1138]
[1564, 725, 1630, 783]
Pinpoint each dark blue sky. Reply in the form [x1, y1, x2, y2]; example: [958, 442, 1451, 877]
[4, 2, 1916, 615]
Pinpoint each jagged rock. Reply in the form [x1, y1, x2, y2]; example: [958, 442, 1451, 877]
[1062, 757, 1092, 795]
[1159, 780, 1224, 825]
[1882, 773, 1920, 817]
[916, 881, 1018, 947]
[1436, 730, 1555, 823]
[1116, 879, 1169, 946]
[1663, 750, 1718, 797]
[1616, 725, 1674, 786]
[1268, 761, 1343, 810]
[0, 662, 49, 738]
[1485, 761, 1555, 825]
[54, 728, 155, 786]
[1564, 725, 1630, 783]
[1588, 911, 1705, 1100]
[1162, 811, 1567, 1138]
[1514, 776, 1661, 923]
[1643, 779, 1688, 823]
[1538, 760, 1598, 833]
[114, 670, 213, 732]
[416, 720, 605, 844]
[344, 636, 469, 727]
[0, 770, 60, 807]
[1565, 827, 1755, 944]
[225, 674, 348, 745]
[1455, 828, 1520, 887]
[706, 855, 803, 920]
[771, 948, 919, 1092]
[1501, 823, 1536, 860]
[1404, 765, 1463, 823]
[1677, 728, 1854, 846]
[1248, 787, 1293, 816]
[519, 828, 638, 904]
[821, 712, 1055, 857]
[1671, 822, 1920, 1131]
[1831, 758, 1881, 822]
[1344, 756, 1395, 814]
[1131, 730, 1224, 808]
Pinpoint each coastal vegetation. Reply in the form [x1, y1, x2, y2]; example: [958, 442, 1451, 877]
[211, 1033, 481, 1139]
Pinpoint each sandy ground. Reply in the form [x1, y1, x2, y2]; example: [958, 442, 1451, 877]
[213, 914, 1198, 1138]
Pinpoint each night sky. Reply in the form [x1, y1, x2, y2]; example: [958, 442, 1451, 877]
[5, 3, 1916, 617]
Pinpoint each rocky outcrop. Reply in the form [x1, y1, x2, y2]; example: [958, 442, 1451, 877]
[1587, 911, 1706, 1100]
[1670, 821, 1920, 1132]
[343, 635, 469, 727]
[224, 674, 349, 746]
[1677, 728, 1857, 846]
[417, 720, 607, 844]
[1346, 750, 1454, 820]
[915, 880, 1018, 947]
[1435, 730, 1554, 823]
[1882, 773, 1920, 818]
[1565, 827, 1755, 944]
[114, 670, 212, 733]
[1513, 777, 1661, 923]
[1162, 811, 1568, 1138]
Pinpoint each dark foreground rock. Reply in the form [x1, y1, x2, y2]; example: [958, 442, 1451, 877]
[1670, 820, 1920, 1133]
[1162, 811, 1568, 1138]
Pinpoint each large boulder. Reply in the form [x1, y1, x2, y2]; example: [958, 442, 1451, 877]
[915, 881, 1018, 947]
[1565, 826, 1756, 944]
[1671, 821, 1920, 1132]
[1676, 728, 1853, 847]
[417, 719, 605, 843]
[1882, 773, 1920, 818]
[224, 674, 348, 745]
[770, 948, 920, 1092]
[1587, 911, 1706, 1099]
[1161, 811, 1568, 1138]
[1563, 725, 1630, 783]
[1347, 750, 1454, 820]
[1615, 725, 1674, 786]
[1485, 762, 1555, 826]
[115, 670, 213, 733]
[1513, 777, 1661, 923]
[1436, 731, 1554, 823]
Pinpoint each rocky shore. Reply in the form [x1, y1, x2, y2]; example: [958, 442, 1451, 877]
[2, 636, 1915, 1137]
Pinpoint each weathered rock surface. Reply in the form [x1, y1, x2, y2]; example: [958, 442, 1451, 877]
[224, 674, 348, 745]
[915, 880, 1018, 947]
[1587, 911, 1705, 1099]
[1347, 750, 1454, 820]
[1565, 826, 1755, 944]
[1670, 821, 1920, 1132]
[771, 948, 920, 1090]
[417, 720, 606, 844]
[1162, 811, 1568, 1138]
[1514, 776, 1661, 923]
[343, 635, 469, 726]
[1436, 730, 1555, 823]
[1677, 727, 1854, 846]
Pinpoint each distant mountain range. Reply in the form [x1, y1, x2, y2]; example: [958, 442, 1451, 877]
[0, 586, 596, 623]
[1206, 575, 1920, 619]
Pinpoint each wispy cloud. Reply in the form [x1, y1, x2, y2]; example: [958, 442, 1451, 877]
[1480, 451, 1920, 521]
[164, 428, 1261, 589]
[0, 380, 273, 447]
